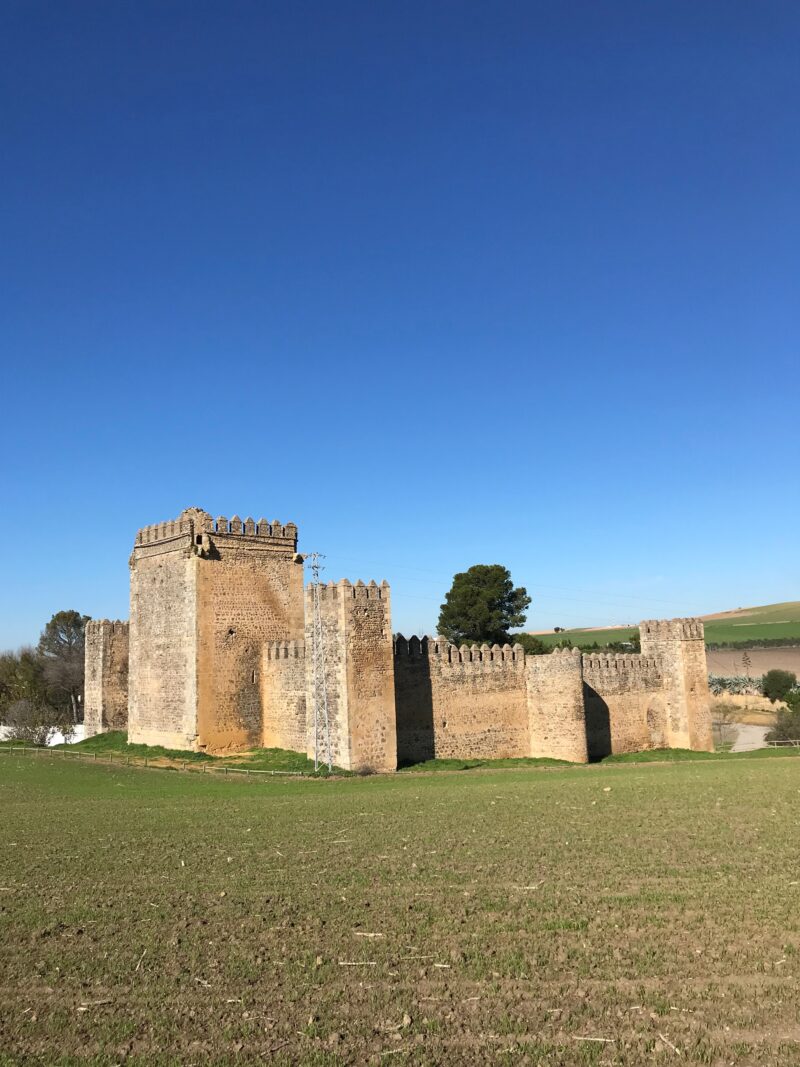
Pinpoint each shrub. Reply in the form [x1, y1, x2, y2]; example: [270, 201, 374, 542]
[513, 634, 552, 656]
[2, 699, 75, 746]
[766, 708, 800, 744]
[762, 669, 797, 703]
[708, 675, 761, 696]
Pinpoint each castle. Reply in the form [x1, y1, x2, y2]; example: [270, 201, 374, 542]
[84, 507, 714, 768]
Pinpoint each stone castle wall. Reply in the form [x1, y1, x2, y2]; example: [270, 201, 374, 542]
[262, 640, 307, 752]
[305, 580, 396, 773]
[581, 653, 664, 757]
[87, 505, 715, 767]
[128, 528, 199, 750]
[394, 637, 528, 764]
[84, 620, 129, 737]
[195, 514, 304, 752]
[527, 648, 587, 762]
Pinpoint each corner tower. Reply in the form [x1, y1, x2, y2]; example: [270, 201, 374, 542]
[639, 618, 713, 752]
[128, 508, 304, 751]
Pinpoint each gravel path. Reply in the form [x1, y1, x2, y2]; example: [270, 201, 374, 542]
[731, 722, 770, 752]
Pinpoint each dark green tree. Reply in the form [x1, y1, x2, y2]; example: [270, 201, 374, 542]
[37, 610, 90, 723]
[437, 565, 531, 645]
[762, 669, 797, 704]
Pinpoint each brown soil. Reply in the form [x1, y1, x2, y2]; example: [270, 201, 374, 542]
[3, 756, 800, 1065]
[706, 647, 800, 676]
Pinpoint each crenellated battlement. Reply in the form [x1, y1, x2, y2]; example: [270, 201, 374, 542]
[582, 652, 660, 672]
[640, 617, 704, 641]
[85, 618, 129, 636]
[213, 515, 298, 541]
[134, 517, 190, 545]
[394, 635, 526, 664]
[134, 507, 298, 547]
[306, 578, 390, 601]
[264, 639, 306, 660]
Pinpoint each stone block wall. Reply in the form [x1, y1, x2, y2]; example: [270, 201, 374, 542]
[128, 522, 199, 750]
[262, 640, 307, 751]
[394, 621, 712, 765]
[128, 507, 304, 752]
[306, 580, 396, 772]
[84, 620, 129, 737]
[195, 513, 304, 752]
[640, 618, 713, 752]
[526, 648, 588, 762]
[394, 637, 529, 764]
[581, 653, 664, 758]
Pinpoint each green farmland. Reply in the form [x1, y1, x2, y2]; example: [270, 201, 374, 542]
[2, 753, 800, 1065]
[530, 600, 800, 649]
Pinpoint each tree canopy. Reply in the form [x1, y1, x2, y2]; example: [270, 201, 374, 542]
[36, 610, 89, 722]
[437, 564, 530, 646]
[762, 669, 797, 704]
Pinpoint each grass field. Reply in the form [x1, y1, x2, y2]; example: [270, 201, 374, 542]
[529, 601, 800, 649]
[46, 730, 345, 776]
[2, 755, 800, 1065]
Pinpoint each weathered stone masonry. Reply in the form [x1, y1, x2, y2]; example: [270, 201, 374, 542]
[128, 508, 303, 751]
[84, 619, 129, 737]
[85, 507, 714, 767]
[306, 580, 396, 773]
[394, 638, 530, 764]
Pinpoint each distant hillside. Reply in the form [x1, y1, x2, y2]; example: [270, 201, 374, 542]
[526, 601, 800, 649]
[699, 602, 800, 645]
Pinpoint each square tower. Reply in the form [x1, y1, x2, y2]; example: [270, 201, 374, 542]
[128, 508, 304, 751]
[639, 618, 713, 752]
[84, 619, 129, 737]
[305, 579, 397, 772]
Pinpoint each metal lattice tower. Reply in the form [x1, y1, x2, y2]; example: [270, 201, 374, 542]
[308, 552, 332, 772]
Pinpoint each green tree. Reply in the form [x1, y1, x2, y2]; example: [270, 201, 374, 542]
[37, 610, 90, 723]
[513, 633, 551, 656]
[437, 565, 530, 646]
[761, 669, 797, 704]
[0, 647, 48, 714]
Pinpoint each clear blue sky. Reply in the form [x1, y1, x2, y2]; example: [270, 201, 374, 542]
[2, 1, 798, 648]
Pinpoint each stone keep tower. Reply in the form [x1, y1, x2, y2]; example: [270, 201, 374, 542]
[128, 508, 304, 751]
